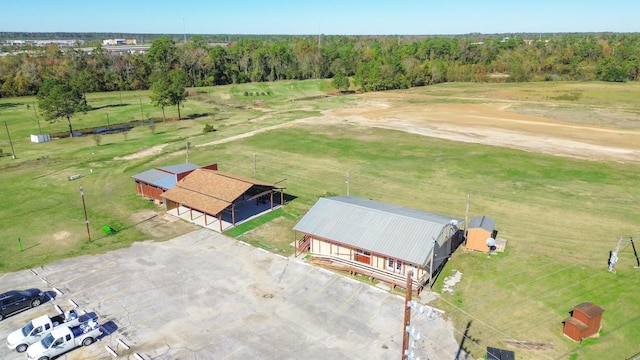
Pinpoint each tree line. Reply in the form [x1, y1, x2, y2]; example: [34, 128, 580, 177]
[2, 33, 640, 99]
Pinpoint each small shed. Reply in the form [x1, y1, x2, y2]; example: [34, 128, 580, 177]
[466, 215, 497, 253]
[563, 302, 604, 342]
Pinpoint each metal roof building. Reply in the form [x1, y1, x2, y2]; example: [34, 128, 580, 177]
[294, 196, 463, 290]
[132, 163, 217, 202]
[295, 196, 459, 265]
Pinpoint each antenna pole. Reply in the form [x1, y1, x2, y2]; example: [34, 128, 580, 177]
[183, 18, 187, 43]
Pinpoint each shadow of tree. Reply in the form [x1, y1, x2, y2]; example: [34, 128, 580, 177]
[0, 103, 20, 109]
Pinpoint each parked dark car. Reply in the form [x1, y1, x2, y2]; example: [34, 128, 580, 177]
[0, 289, 45, 320]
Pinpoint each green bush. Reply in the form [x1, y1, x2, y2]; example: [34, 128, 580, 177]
[203, 123, 216, 133]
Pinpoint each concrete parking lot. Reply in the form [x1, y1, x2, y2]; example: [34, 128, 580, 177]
[0, 229, 465, 360]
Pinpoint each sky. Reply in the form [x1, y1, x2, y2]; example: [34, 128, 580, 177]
[1, 0, 639, 36]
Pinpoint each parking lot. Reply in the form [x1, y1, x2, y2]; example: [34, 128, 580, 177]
[0, 229, 464, 360]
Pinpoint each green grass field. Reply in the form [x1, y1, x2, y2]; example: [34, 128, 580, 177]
[1, 80, 639, 359]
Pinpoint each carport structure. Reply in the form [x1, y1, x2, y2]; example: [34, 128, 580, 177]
[162, 168, 285, 232]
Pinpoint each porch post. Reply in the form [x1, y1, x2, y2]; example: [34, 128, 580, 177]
[232, 204, 236, 226]
[429, 238, 436, 287]
[218, 213, 222, 232]
[270, 191, 274, 209]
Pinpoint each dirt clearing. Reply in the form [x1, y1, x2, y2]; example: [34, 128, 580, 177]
[311, 92, 640, 164]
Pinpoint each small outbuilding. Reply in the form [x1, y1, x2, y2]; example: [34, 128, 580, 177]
[563, 302, 604, 342]
[466, 215, 497, 253]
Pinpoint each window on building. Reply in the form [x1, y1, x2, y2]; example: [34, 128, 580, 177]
[354, 249, 371, 265]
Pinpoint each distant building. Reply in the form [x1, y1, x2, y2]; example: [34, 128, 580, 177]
[102, 39, 137, 46]
[5, 39, 83, 47]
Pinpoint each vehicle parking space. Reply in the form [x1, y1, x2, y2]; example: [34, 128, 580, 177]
[0, 228, 463, 359]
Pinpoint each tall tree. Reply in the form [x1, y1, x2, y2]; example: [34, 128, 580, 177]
[168, 69, 188, 120]
[37, 79, 89, 137]
[147, 36, 178, 72]
[149, 73, 172, 122]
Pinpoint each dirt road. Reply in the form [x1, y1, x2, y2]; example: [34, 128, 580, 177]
[118, 91, 640, 164]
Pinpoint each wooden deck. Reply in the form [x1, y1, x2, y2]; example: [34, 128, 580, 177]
[309, 255, 427, 294]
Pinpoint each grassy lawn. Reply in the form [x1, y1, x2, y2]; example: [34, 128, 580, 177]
[1, 80, 639, 359]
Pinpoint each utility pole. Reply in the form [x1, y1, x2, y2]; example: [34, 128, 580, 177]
[186, 141, 190, 163]
[139, 98, 144, 125]
[33, 101, 42, 134]
[253, 154, 257, 179]
[464, 194, 470, 243]
[79, 185, 91, 241]
[401, 271, 413, 359]
[346, 171, 350, 196]
[4, 121, 16, 159]
[106, 113, 110, 129]
[429, 237, 437, 286]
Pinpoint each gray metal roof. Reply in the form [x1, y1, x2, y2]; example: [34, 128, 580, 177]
[132, 169, 176, 189]
[132, 163, 201, 190]
[469, 215, 495, 232]
[159, 163, 200, 174]
[293, 196, 460, 266]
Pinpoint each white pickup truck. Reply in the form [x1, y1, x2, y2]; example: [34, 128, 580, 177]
[6, 309, 80, 353]
[25, 318, 103, 360]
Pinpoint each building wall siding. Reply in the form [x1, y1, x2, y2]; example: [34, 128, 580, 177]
[136, 182, 164, 201]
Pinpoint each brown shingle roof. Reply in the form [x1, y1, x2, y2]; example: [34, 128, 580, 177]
[162, 169, 283, 215]
[563, 317, 588, 331]
[574, 302, 605, 318]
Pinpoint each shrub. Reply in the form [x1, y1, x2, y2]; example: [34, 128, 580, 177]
[203, 124, 216, 133]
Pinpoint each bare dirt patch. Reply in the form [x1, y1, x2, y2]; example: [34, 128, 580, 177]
[310, 92, 640, 164]
[53, 230, 71, 241]
[114, 144, 167, 160]
[130, 210, 199, 241]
